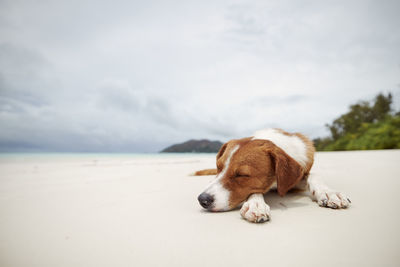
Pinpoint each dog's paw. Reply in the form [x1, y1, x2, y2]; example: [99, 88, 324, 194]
[240, 200, 271, 223]
[315, 191, 351, 209]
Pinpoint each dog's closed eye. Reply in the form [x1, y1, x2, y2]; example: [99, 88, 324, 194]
[235, 168, 251, 177]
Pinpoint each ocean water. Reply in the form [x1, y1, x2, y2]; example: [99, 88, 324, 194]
[0, 152, 216, 157]
[0, 152, 217, 161]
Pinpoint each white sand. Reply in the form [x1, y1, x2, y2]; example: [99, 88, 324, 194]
[0, 150, 400, 267]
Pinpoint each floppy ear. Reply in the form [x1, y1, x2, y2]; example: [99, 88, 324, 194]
[270, 147, 304, 196]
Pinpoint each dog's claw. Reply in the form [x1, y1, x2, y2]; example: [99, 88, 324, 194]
[257, 216, 269, 223]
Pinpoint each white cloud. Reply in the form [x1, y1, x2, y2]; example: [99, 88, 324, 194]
[0, 0, 399, 152]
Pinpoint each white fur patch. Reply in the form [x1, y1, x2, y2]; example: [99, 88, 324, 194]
[307, 174, 351, 209]
[203, 145, 239, 211]
[252, 128, 308, 167]
[240, 193, 271, 223]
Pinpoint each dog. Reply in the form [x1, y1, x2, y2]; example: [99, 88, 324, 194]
[195, 128, 351, 223]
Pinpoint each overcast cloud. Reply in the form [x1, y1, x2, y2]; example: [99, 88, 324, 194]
[0, 0, 399, 152]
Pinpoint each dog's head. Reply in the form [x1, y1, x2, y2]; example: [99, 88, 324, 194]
[197, 138, 304, 211]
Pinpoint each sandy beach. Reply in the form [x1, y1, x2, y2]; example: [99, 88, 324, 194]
[0, 150, 399, 267]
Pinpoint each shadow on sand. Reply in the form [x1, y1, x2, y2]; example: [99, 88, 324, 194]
[264, 189, 310, 211]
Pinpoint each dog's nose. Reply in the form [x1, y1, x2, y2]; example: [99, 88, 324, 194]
[198, 193, 214, 209]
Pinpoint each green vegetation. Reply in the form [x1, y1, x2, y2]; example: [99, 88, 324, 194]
[161, 139, 223, 153]
[314, 93, 400, 151]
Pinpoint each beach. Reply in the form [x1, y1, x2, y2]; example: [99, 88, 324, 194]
[0, 150, 399, 267]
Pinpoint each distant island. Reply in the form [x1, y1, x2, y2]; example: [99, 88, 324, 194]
[161, 139, 223, 153]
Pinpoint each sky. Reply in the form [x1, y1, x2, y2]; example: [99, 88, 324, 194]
[0, 0, 399, 152]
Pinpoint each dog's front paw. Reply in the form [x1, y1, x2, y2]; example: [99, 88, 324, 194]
[240, 200, 271, 223]
[316, 191, 351, 209]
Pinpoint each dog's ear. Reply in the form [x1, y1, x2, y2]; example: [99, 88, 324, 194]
[269, 146, 304, 196]
[216, 142, 228, 161]
[215, 142, 230, 172]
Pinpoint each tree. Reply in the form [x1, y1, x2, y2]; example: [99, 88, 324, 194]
[314, 92, 399, 151]
[372, 93, 392, 122]
[326, 93, 392, 141]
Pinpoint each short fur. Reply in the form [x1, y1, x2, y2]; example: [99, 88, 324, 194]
[196, 128, 350, 222]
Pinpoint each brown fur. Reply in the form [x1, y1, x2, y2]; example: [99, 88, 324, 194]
[268, 144, 304, 196]
[194, 169, 217, 176]
[274, 128, 315, 173]
[195, 129, 315, 210]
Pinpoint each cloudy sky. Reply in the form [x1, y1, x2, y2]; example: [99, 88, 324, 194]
[0, 0, 399, 152]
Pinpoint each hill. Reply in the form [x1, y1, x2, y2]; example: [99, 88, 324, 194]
[161, 139, 223, 153]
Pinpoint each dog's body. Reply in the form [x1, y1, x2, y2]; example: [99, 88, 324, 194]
[196, 128, 351, 223]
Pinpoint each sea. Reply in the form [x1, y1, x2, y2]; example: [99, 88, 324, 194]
[0, 152, 217, 161]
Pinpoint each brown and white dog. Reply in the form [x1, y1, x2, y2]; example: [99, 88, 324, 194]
[196, 128, 351, 223]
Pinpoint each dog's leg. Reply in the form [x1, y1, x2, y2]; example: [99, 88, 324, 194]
[307, 173, 351, 209]
[240, 193, 270, 223]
